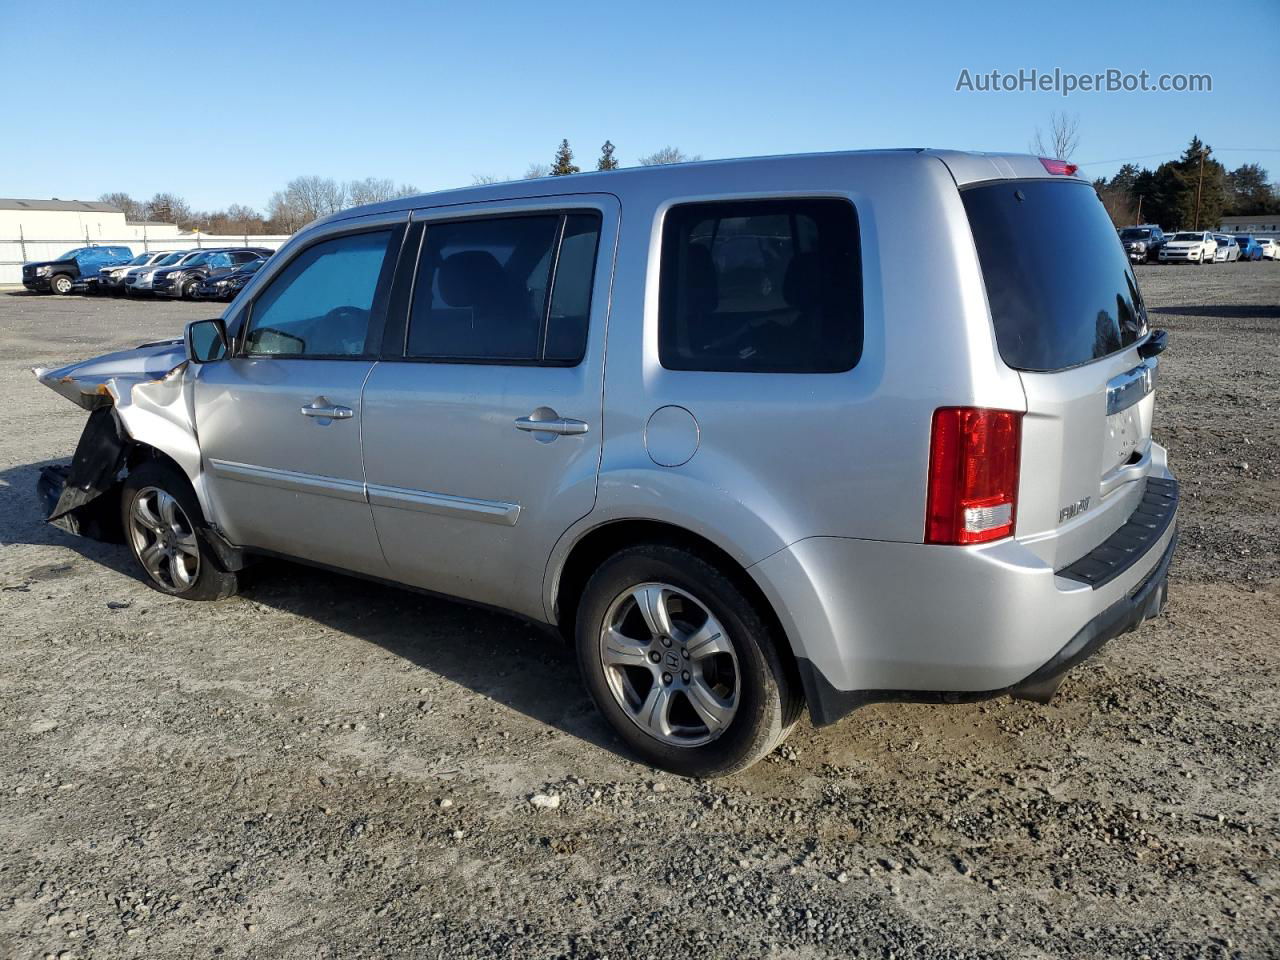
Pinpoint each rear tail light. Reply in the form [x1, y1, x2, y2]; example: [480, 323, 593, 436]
[925, 407, 1022, 545]
[1039, 157, 1079, 176]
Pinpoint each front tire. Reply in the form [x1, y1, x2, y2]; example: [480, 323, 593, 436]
[51, 274, 74, 295]
[121, 460, 238, 601]
[575, 544, 801, 777]
[182, 278, 201, 300]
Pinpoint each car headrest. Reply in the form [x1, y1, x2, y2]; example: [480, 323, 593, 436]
[438, 250, 506, 308]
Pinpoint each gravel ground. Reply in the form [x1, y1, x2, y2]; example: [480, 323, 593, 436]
[1, 266, 1277, 960]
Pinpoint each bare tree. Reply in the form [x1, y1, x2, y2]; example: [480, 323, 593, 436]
[143, 192, 194, 228]
[638, 146, 701, 166]
[1029, 111, 1081, 160]
[472, 174, 502, 185]
[523, 162, 550, 179]
[346, 177, 420, 206]
[98, 192, 145, 221]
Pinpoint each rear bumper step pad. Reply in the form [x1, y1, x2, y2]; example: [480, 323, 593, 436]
[1057, 477, 1178, 590]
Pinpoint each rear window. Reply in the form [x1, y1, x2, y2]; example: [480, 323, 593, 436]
[963, 180, 1147, 372]
[658, 198, 861, 373]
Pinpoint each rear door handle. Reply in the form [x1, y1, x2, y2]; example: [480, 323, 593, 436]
[514, 412, 589, 436]
[301, 400, 353, 420]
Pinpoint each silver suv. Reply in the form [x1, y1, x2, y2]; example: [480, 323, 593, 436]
[36, 150, 1177, 777]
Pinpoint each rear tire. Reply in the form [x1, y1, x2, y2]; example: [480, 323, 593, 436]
[120, 460, 238, 601]
[575, 543, 801, 777]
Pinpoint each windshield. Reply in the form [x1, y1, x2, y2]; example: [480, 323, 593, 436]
[180, 251, 214, 266]
[1172, 233, 1201, 242]
[155, 253, 185, 266]
[55, 248, 88, 260]
[963, 179, 1146, 372]
[127, 253, 152, 265]
[1119, 229, 1150, 240]
[1216, 237, 1232, 246]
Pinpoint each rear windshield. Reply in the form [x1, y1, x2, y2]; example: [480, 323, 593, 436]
[963, 180, 1146, 372]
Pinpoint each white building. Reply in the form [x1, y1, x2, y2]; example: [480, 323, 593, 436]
[1217, 214, 1280, 237]
[0, 198, 289, 285]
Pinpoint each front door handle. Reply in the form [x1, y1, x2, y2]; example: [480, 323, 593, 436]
[301, 399, 353, 420]
[514, 409, 589, 436]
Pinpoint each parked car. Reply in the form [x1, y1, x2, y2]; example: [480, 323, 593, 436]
[1159, 231, 1216, 264]
[1212, 235, 1240, 262]
[1257, 238, 1278, 260]
[1118, 225, 1165, 263]
[153, 248, 273, 299]
[34, 151, 1176, 777]
[123, 250, 204, 295]
[97, 251, 177, 295]
[195, 257, 267, 301]
[22, 245, 133, 294]
[1232, 235, 1263, 261]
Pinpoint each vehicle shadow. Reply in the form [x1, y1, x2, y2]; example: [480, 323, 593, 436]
[0, 457, 622, 759]
[1149, 304, 1279, 320]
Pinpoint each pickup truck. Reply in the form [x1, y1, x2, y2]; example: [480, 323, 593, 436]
[22, 246, 134, 294]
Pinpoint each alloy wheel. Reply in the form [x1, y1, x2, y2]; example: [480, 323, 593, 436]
[598, 582, 740, 747]
[127, 486, 200, 591]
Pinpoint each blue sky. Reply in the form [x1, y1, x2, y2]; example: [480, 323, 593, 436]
[4, 0, 1278, 212]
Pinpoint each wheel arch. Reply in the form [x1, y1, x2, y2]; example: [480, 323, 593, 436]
[549, 517, 803, 694]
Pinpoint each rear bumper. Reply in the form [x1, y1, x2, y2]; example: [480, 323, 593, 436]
[751, 463, 1178, 726]
[793, 527, 1174, 724]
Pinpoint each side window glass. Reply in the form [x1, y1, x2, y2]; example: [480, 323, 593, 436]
[243, 230, 392, 358]
[406, 212, 601, 364]
[544, 213, 602, 362]
[658, 198, 862, 373]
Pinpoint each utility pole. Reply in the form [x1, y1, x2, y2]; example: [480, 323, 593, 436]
[1193, 147, 1207, 230]
[1135, 195, 1143, 225]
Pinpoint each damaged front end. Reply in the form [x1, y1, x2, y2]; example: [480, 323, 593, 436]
[33, 338, 194, 541]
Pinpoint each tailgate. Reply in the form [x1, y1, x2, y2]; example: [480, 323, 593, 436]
[960, 176, 1159, 569]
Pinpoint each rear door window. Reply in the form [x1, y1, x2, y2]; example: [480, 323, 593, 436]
[405, 211, 602, 364]
[962, 180, 1147, 372]
[658, 198, 861, 373]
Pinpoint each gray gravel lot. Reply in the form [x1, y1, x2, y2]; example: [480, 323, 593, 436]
[1, 267, 1277, 959]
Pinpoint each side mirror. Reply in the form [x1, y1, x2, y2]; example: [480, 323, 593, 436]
[185, 318, 228, 364]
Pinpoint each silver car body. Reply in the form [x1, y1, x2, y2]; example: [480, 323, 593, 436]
[124, 250, 202, 291]
[37, 150, 1176, 721]
[100, 251, 176, 289]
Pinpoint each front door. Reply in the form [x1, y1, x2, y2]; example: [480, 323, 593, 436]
[194, 218, 405, 575]
[360, 197, 618, 617]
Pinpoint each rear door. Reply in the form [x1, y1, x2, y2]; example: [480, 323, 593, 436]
[961, 177, 1159, 569]
[360, 195, 617, 617]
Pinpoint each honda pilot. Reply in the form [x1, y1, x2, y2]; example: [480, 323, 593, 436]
[35, 150, 1176, 777]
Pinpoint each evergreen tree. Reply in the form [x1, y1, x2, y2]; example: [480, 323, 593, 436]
[550, 139, 580, 176]
[597, 140, 618, 171]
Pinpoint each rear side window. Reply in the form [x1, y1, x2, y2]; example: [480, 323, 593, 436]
[963, 180, 1147, 372]
[406, 212, 601, 364]
[659, 198, 861, 373]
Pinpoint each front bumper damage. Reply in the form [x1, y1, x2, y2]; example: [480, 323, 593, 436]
[39, 408, 130, 540]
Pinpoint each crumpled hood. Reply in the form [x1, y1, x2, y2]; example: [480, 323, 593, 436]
[33, 339, 186, 410]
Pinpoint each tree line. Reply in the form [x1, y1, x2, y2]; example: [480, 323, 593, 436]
[98, 140, 699, 236]
[1092, 136, 1280, 231]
